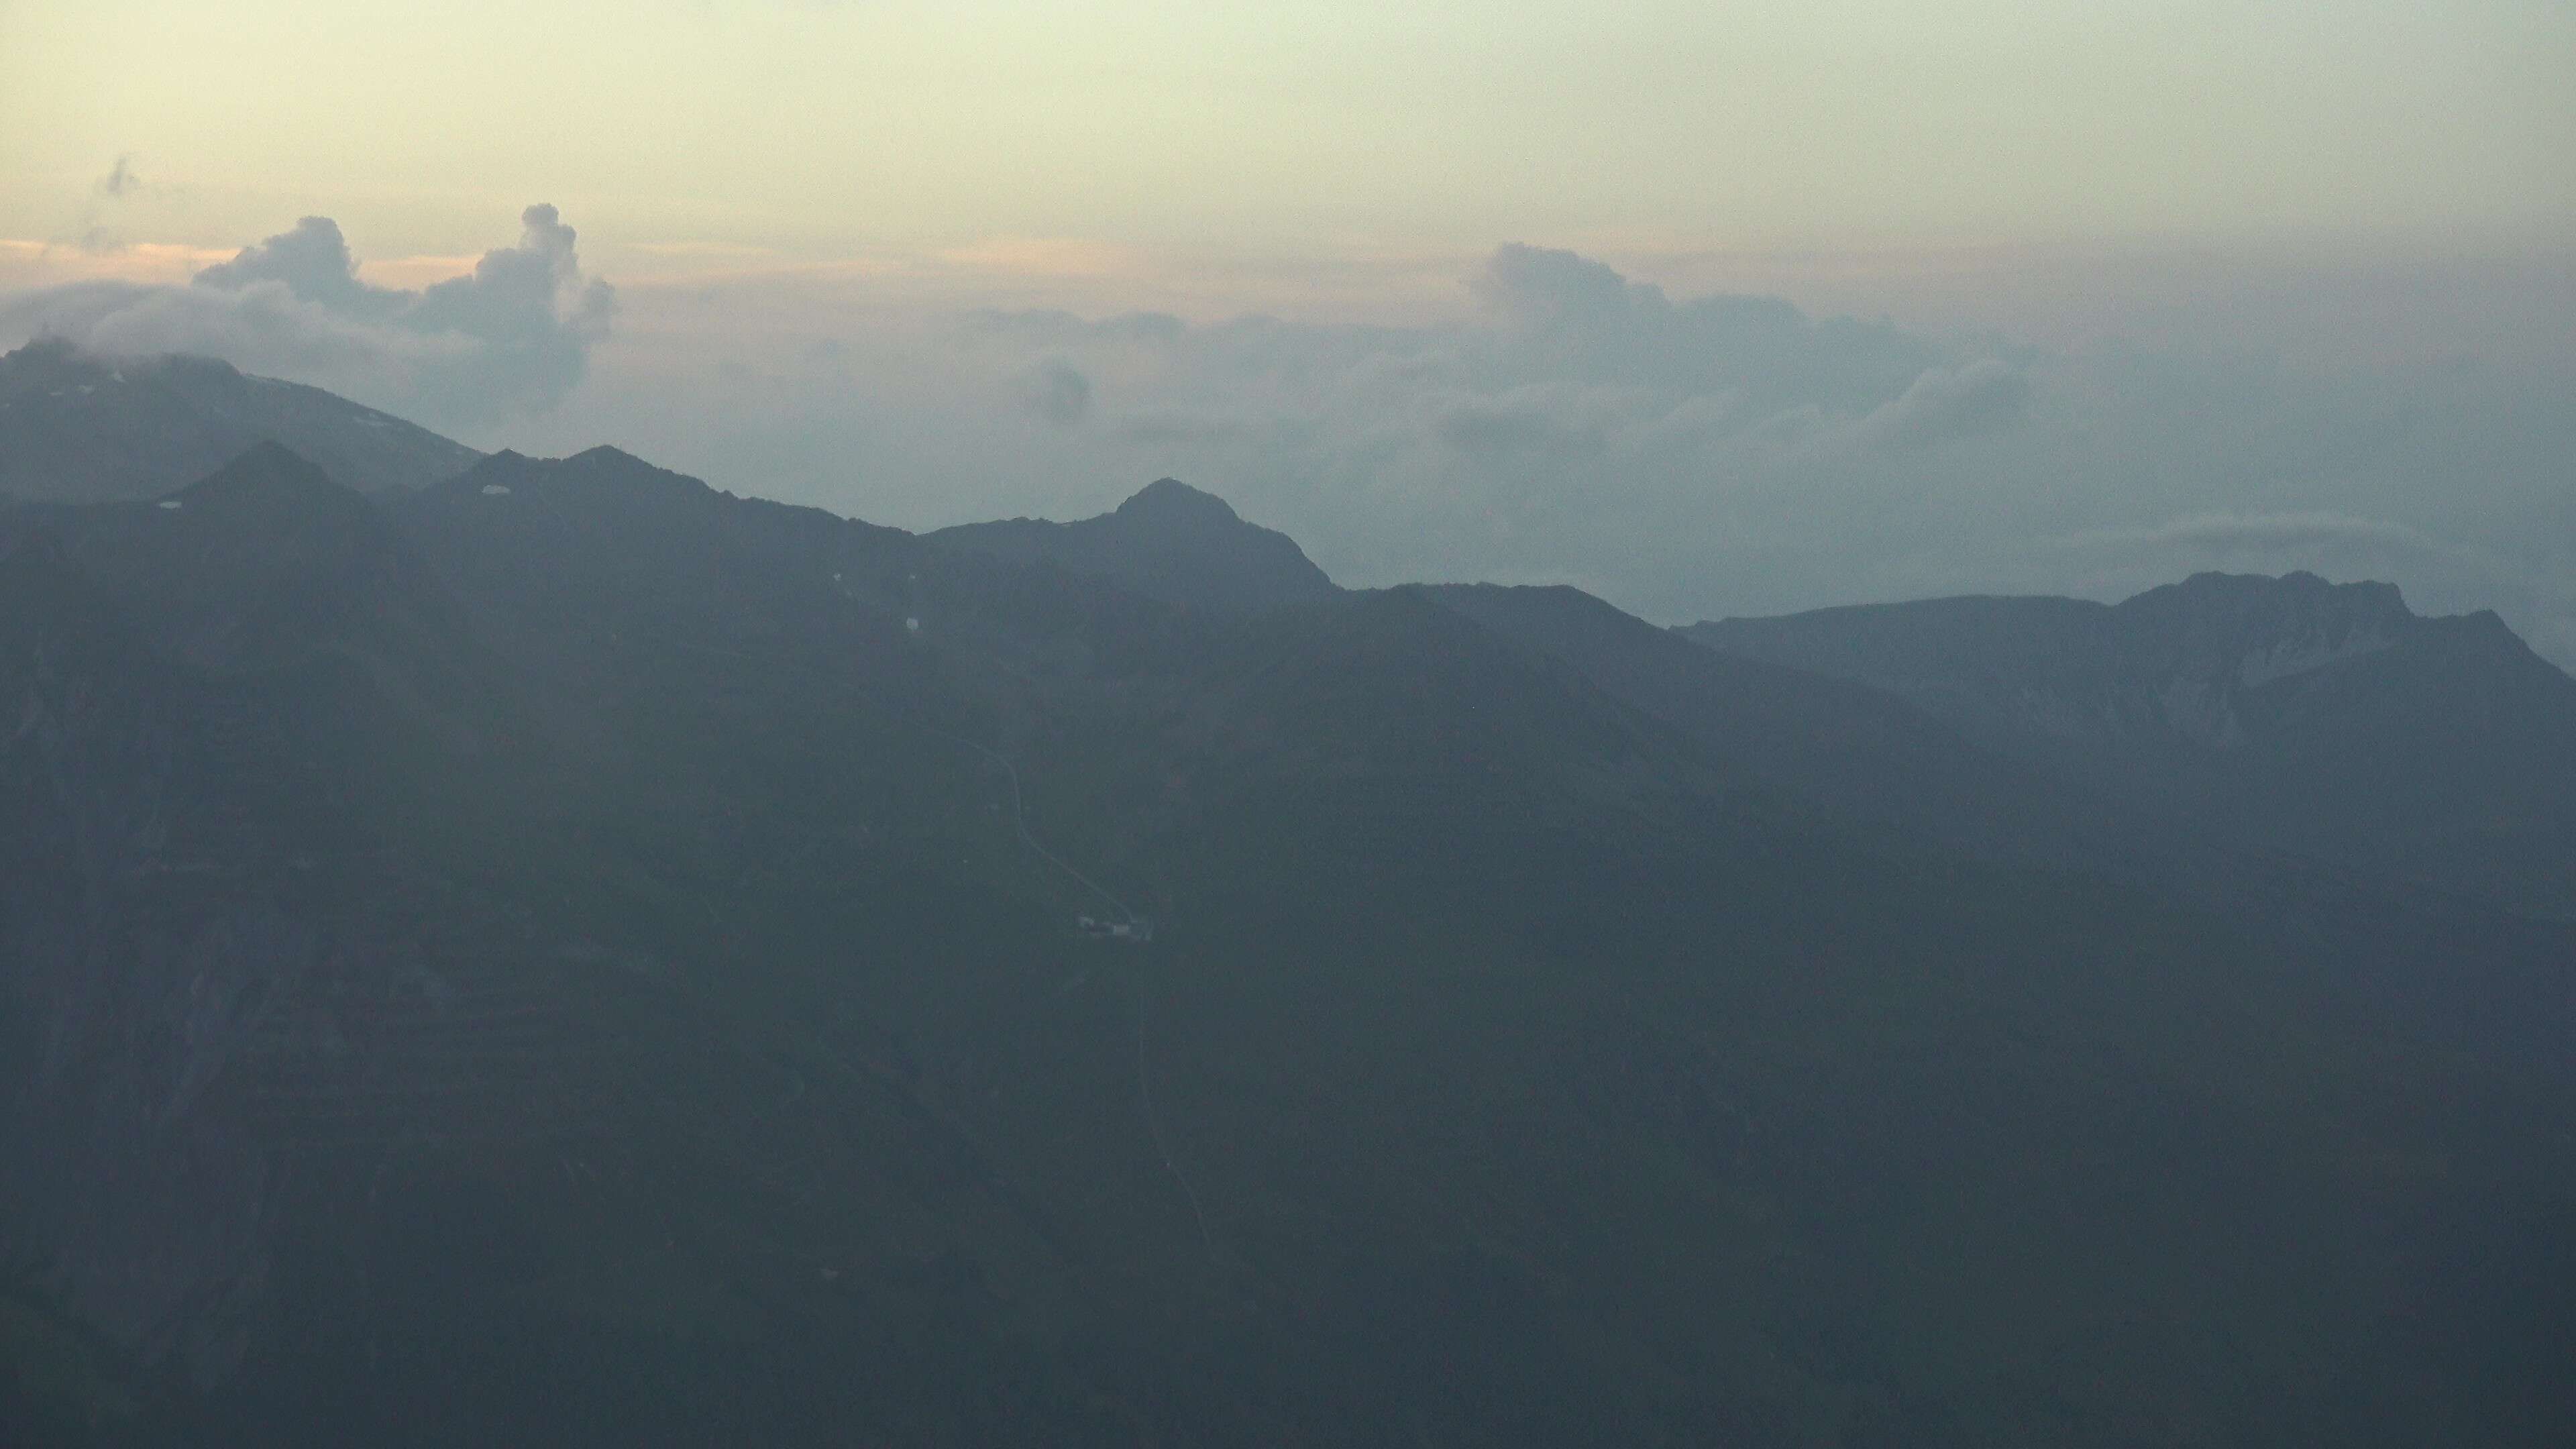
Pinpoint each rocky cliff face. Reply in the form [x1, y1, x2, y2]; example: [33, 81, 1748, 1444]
[2101, 572, 2417, 739]
[1691, 572, 2422, 752]
[1, 537, 282, 1389]
[0, 455, 547, 1401]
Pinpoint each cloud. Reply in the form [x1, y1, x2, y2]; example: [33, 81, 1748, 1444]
[2044, 511, 2446, 556]
[1014, 358, 1092, 427]
[1850, 358, 2033, 451]
[1429, 384, 1617, 461]
[0, 205, 614, 429]
[96, 156, 142, 199]
[1472, 244, 1653, 328]
[194, 215, 392, 315]
[66, 155, 150, 254]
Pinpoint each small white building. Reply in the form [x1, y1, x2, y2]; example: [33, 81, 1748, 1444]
[1075, 914, 1153, 943]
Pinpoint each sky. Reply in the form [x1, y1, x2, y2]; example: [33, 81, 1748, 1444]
[4, 0, 2573, 657]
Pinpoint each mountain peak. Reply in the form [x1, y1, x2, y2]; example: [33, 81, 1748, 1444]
[930, 478, 1337, 615]
[180, 441, 366, 513]
[1115, 477, 1242, 526]
[454, 444, 710, 499]
[2124, 571, 2418, 662]
[0, 335, 101, 383]
[0, 343, 478, 502]
[2158, 569, 2408, 610]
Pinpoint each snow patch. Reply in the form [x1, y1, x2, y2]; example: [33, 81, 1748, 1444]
[480, 484, 513, 496]
[157, 499, 183, 511]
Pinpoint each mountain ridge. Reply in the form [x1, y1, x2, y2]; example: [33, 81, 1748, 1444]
[1684, 571, 2576, 916]
[7, 441, 2575, 1446]
[0, 339, 482, 503]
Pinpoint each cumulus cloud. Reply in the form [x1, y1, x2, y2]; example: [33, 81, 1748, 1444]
[193, 215, 391, 314]
[1013, 357, 1093, 426]
[96, 156, 142, 199]
[0, 204, 614, 429]
[1473, 244, 1652, 328]
[1850, 358, 2033, 451]
[65, 154, 150, 254]
[1432, 400, 1578, 459]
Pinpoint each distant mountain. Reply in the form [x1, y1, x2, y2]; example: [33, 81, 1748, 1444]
[0, 339, 480, 502]
[1684, 571, 2576, 917]
[1424, 582, 2142, 869]
[929, 478, 1339, 614]
[7, 449, 2575, 1447]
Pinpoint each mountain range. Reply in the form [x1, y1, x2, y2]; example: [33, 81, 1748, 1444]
[1686, 574, 2576, 918]
[0, 340, 480, 504]
[4, 365, 2573, 1447]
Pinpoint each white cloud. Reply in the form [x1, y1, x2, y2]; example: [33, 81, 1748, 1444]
[1849, 358, 2033, 452]
[0, 205, 613, 428]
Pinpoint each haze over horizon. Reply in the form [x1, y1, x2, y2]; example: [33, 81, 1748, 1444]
[13, 9, 2576, 1444]
[5, 0, 2572, 659]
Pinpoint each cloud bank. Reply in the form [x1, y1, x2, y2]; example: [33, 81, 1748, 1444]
[0, 205, 613, 428]
[492, 243, 2572, 666]
[5, 221, 2567, 667]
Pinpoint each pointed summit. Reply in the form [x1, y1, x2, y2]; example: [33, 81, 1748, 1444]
[1115, 477, 1242, 525]
[931, 479, 1338, 615]
[181, 439, 359, 504]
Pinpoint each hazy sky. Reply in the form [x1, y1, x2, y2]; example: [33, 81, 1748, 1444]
[10, 0, 2572, 268]
[4, 1, 2573, 658]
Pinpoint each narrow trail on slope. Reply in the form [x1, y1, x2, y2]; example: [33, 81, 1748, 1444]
[1132, 972, 1220, 1269]
[948, 734, 1140, 928]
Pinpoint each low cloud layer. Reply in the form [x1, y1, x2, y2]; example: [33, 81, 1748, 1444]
[5, 225, 2567, 666]
[491, 242, 2572, 666]
[0, 205, 612, 427]
[1013, 358, 1092, 427]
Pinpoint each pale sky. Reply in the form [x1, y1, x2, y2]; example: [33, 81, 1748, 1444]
[5, 1, 2574, 662]
[7, 0, 2572, 276]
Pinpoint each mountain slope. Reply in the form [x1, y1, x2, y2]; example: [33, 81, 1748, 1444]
[929, 478, 1339, 614]
[1684, 572, 2576, 917]
[0, 339, 480, 502]
[5, 453, 2574, 1446]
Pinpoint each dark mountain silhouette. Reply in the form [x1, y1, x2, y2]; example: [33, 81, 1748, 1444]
[1686, 572, 2576, 917]
[0, 339, 480, 503]
[928, 477, 1339, 614]
[5, 445, 2573, 1447]
[1, 441, 513, 735]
